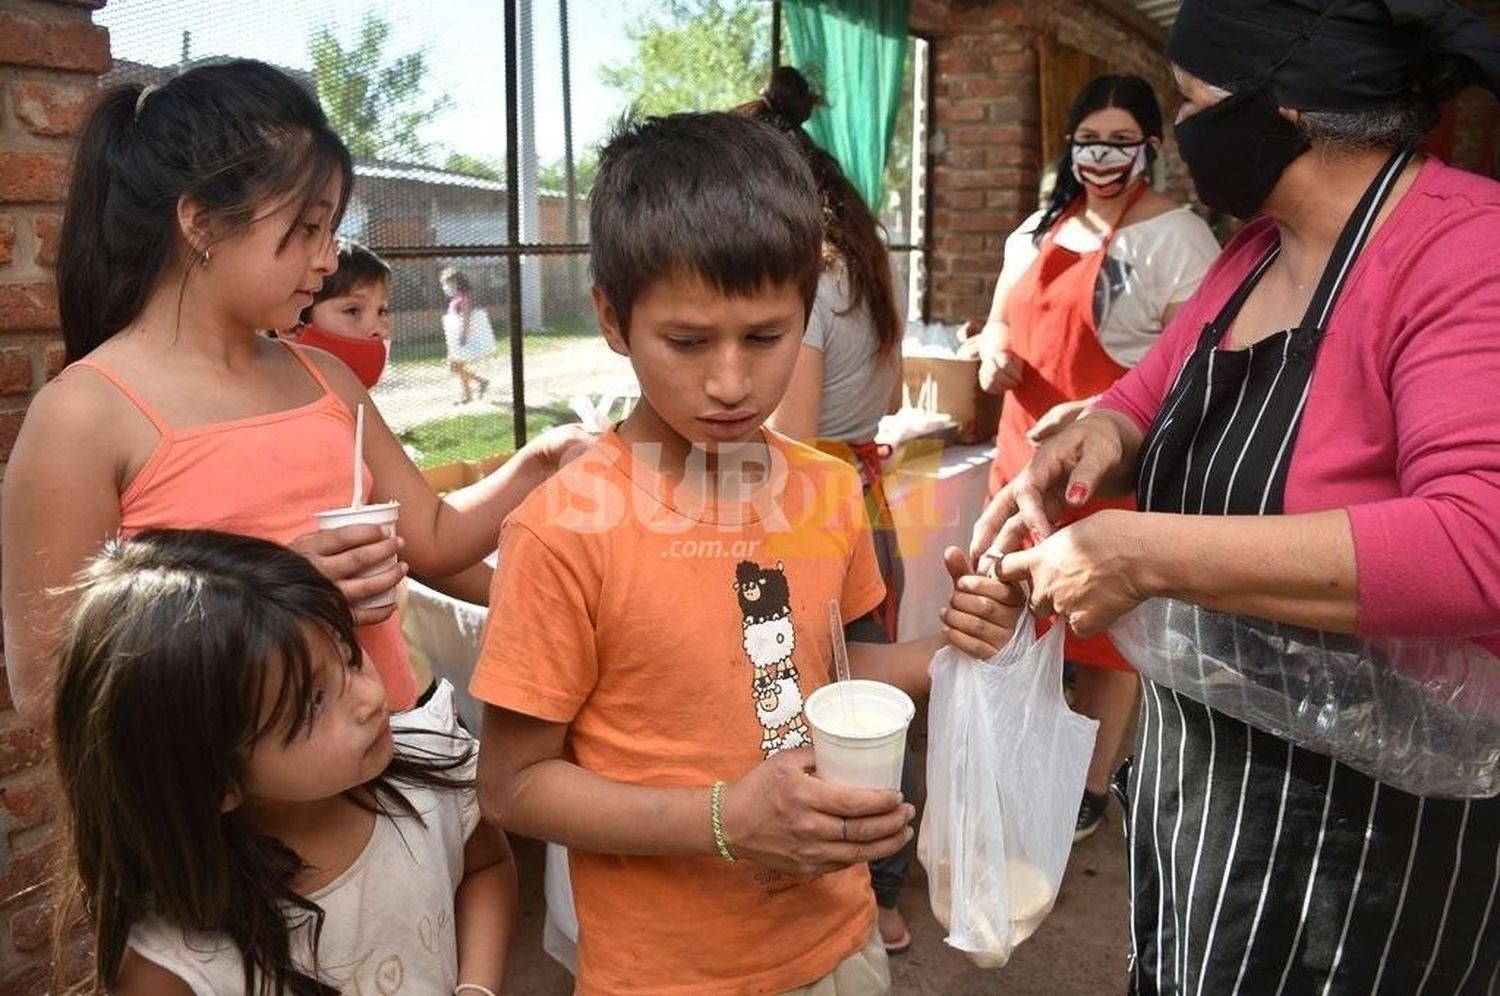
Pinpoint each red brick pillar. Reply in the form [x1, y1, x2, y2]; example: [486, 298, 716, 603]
[0, 3, 110, 993]
[919, 4, 1039, 325]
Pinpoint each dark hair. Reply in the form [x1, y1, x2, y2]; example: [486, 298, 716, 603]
[52, 529, 470, 996]
[438, 267, 472, 296]
[298, 240, 391, 324]
[59, 60, 353, 363]
[1033, 74, 1164, 244]
[736, 66, 902, 357]
[590, 111, 823, 336]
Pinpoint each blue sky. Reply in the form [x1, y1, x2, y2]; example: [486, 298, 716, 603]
[96, 0, 645, 166]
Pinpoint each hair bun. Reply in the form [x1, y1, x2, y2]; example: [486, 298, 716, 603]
[763, 66, 821, 126]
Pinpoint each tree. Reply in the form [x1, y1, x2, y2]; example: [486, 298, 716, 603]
[599, 0, 770, 118]
[538, 153, 598, 194]
[310, 13, 450, 162]
[445, 153, 505, 181]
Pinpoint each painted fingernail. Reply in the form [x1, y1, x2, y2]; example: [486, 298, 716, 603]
[1067, 484, 1088, 504]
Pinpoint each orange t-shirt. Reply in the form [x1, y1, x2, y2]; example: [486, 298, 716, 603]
[472, 429, 885, 995]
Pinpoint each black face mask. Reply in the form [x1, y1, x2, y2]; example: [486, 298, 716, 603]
[1175, 84, 1310, 219]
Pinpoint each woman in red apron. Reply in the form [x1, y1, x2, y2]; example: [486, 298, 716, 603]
[977, 75, 1220, 840]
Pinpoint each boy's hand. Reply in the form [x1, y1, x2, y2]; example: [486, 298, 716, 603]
[721, 748, 913, 878]
[939, 546, 1024, 659]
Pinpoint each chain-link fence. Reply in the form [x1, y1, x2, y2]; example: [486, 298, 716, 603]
[98, 0, 929, 467]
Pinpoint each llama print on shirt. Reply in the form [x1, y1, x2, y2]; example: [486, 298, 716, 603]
[733, 561, 810, 757]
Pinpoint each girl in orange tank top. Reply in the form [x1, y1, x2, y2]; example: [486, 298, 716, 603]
[1, 60, 588, 724]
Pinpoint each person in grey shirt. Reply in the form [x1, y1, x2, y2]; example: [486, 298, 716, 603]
[740, 65, 912, 954]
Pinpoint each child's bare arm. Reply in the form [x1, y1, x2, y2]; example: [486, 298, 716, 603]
[414, 560, 494, 606]
[114, 949, 196, 995]
[847, 635, 945, 699]
[478, 707, 915, 878]
[454, 820, 516, 992]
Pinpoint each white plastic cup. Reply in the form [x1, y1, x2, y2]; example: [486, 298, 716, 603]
[314, 500, 401, 609]
[804, 679, 915, 790]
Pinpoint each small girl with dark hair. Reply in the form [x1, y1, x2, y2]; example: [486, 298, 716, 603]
[1, 59, 587, 726]
[52, 528, 513, 995]
[279, 239, 393, 389]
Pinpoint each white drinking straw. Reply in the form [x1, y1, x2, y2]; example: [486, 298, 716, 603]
[351, 402, 365, 508]
[828, 599, 853, 724]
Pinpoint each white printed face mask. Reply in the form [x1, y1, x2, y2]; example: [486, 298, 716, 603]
[1070, 141, 1148, 194]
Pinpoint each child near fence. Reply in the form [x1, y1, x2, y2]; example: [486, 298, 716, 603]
[279, 238, 393, 389]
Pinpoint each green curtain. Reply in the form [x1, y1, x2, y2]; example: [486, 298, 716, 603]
[783, 0, 909, 213]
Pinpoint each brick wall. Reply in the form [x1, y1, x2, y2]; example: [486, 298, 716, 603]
[914, 0, 1500, 325]
[0, 2, 110, 993]
[914, 0, 1183, 324]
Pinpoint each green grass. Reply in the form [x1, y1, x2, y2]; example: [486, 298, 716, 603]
[390, 325, 598, 368]
[399, 407, 575, 467]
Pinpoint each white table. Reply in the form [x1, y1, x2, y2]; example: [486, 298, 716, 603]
[885, 441, 996, 640]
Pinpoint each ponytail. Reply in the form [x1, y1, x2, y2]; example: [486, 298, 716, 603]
[737, 66, 903, 357]
[57, 86, 169, 363]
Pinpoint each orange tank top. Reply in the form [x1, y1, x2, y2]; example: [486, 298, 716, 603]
[66, 343, 418, 710]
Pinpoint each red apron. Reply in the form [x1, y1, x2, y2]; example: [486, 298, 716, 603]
[990, 190, 1146, 672]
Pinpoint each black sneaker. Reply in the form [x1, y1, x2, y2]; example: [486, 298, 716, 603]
[1075, 789, 1108, 842]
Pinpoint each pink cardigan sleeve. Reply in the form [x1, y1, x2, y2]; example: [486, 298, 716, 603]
[1347, 209, 1500, 638]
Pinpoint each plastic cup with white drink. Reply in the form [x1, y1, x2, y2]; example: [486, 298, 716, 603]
[805, 678, 916, 790]
[315, 403, 402, 610]
[804, 600, 916, 791]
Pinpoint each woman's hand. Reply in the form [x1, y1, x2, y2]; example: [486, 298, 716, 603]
[721, 747, 914, 878]
[1027, 396, 1098, 445]
[977, 320, 1024, 394]
[288, 523, 406, 626]
[939, 546, 1026, 659]
[995, 509, 1151, 638]
[970, 411, 1134, 566]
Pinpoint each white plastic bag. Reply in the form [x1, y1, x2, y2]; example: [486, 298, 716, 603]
[918, 617, 1098, 967]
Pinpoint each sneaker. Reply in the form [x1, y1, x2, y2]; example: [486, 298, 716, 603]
[1075, 789, 1108, 842]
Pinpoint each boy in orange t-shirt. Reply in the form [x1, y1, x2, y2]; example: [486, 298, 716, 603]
[472, 112, 1022, 995]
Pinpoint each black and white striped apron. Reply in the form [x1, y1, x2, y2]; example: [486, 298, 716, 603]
[1125, 149, 1500, 996]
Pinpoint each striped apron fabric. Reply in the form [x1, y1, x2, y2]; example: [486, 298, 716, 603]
[1125, 149, 1500, 996]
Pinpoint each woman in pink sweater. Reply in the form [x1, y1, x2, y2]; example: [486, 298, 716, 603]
[972, 2, 1500, 994]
